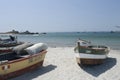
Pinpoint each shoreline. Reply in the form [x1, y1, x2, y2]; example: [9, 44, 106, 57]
[1, 32, 120, 50]
[11, 47, 120, 80]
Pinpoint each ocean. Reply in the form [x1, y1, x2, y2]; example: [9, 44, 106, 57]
[0, 32, 120, 50]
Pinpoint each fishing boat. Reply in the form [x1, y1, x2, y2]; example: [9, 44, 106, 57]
[0, 35, 23, 47]
[0, 35, 23, 54]
[74, 39, 110, 65]
[0, 42, 47, 80]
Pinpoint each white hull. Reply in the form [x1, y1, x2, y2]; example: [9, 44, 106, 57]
[75, 53, 107, 59]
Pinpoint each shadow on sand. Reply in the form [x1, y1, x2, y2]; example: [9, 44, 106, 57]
[79, 57, 116, 77]
[11, 64, 57, 80]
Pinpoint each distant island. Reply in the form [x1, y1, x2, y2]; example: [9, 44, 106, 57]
[0, 30, 47, 35]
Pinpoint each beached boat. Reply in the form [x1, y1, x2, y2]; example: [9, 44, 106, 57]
[0, 36, 23, 54]
[74, 39, 110, 65]
[0, 35, 23, 47]
[0, 42, 47, 80]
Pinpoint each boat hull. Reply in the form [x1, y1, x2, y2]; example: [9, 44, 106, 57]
[0, 50, 47, 80]
[74, 39, 110, 65]
[75, 53, 107, 65]
[76, 58, 105, 65]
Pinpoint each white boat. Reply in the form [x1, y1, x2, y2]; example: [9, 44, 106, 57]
[74, 39, 110, 65]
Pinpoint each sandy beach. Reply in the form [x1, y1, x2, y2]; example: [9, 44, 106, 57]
[11, 47, 120, 80]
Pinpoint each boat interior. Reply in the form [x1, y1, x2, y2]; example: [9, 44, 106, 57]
[87, 45, 108, 49]
[0, 42, 47, 64]
[78, 39, 108, 50]
[0, 50, 29, 62]
[0, 44, 32, 63]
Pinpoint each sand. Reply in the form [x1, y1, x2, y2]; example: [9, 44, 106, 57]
[11, 47, 120, 80]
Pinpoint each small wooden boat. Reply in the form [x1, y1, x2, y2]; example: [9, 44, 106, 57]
[0, 35, 23, 47]
[0, 42, 47, 80]
[74, 39, 110, 65]
[0, 35, 24, 54]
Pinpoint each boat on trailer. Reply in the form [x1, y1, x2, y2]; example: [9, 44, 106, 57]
[74, 39, 110, 65]
[0, 42, 47, 80]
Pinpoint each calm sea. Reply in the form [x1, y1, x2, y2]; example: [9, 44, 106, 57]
[0, 32, 120, 50]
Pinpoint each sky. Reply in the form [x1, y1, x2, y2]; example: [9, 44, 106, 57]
[0, 0, 120, 32]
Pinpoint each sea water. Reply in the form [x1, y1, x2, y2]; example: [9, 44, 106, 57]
[0, 32, 120, 50]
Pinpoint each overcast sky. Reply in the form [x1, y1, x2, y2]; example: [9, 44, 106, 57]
[0, 0, 120, 32]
